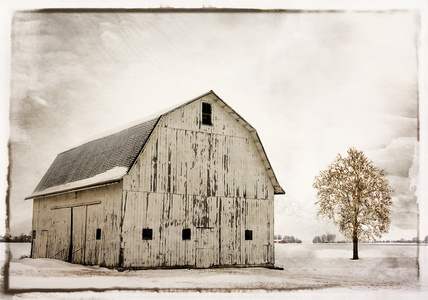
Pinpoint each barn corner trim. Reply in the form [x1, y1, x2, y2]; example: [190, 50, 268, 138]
[210, 90, 285, 195]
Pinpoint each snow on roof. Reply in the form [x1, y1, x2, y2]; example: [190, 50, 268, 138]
[27, 166, 128, 199]
[72, 91, 215, 148]
[27, 90, 285, 198]
[27, 117, 159, 199]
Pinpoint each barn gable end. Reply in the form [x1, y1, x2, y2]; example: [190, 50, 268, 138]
[124, 92, 278, 198]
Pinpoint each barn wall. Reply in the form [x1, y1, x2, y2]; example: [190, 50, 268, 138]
[122, 95, 275, 267]
[31, 183, 123, 267]
[120, 192, 273, 268]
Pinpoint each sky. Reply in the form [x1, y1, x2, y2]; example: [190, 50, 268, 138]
[3, 5, 426, 243]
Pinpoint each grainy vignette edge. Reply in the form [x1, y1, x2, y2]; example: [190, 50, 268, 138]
[416, 8, 421, 281]
[3, 142, 11, 293]
[3, 6, 423, 296]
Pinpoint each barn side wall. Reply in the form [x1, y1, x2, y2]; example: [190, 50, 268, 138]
[31, 182, 123, 267]
[122, 95, 275, 268]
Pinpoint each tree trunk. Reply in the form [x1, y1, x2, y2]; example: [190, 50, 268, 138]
[352, 236, 359, 260]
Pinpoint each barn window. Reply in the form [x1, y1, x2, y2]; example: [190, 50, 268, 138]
[32, 230, 36, 239]
[96, 228, 102, 240]
[182, 228, 191, 240]
[245, 230, 253, 240]
[202, 103, 212, 125]
[142, 228, 153, 240]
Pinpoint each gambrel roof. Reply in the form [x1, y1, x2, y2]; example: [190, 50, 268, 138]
[27, 91, 285, 199]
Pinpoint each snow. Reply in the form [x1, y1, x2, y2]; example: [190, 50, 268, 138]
[4, 290, 428, 300]
[4, 243, 428, 299]
[8, 243, 31, 260]
[28, 167, 128, 198]
[15, 258, 88, 270]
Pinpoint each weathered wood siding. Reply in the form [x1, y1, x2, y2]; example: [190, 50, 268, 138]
[122, 95, 275, 267]
[31, 183, 123, 267]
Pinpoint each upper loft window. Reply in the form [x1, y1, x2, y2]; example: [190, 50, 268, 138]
[202, 103, 212, 125]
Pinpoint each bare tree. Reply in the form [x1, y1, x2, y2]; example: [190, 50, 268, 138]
[313, 147, 394, 259]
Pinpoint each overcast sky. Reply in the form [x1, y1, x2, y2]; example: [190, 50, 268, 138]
[5, 8, 425, 242]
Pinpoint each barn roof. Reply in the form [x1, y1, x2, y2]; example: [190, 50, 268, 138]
[27, 90, 285, 199]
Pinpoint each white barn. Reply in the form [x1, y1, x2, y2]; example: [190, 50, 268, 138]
[26, 90, 285, 269]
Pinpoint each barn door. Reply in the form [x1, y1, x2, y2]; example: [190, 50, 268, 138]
[195, 227, 215, 268]
[264, 244, 270, 264]
[39, 230, 49, 258]
[70, 206, 87, 264]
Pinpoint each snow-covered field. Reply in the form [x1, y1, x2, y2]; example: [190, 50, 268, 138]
[2, 243, 428, 299]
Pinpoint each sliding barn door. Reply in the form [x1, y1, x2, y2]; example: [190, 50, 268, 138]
[39, 230, 49, 258]
[195, 227, 216, 268]
[70, 206, 87, 264]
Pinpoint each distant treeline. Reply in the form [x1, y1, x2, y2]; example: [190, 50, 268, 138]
[374, 236, 428, 244]
[312, 234, 428, 244]
[313, 233, 336, 243]
[0, 234, 32, 243]
[274, 235, 302, 243]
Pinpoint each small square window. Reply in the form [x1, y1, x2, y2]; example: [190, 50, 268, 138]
[32, 230, 36, 239]
[142, 228, 153, 240]
[245, 230, 253, 240]
[96, 228, 102, 240]
[182, 228, 191, 240]
[202, 103, 212, 125]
